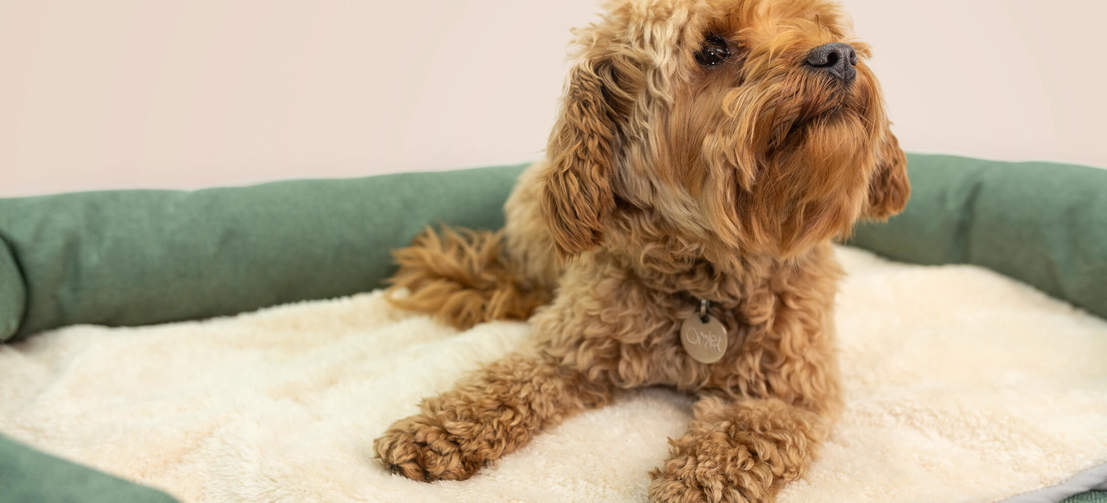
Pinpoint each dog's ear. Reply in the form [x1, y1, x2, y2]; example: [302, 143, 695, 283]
[541, 55, 631, 258]
[864, 123, 910, 220]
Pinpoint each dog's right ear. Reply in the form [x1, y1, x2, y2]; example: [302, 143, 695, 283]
[541, 55, 631, 258]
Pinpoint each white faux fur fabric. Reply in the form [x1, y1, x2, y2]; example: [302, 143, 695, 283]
[1, 246, 1105, 503]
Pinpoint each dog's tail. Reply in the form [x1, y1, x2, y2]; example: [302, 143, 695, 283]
[385, 226, 552, 330]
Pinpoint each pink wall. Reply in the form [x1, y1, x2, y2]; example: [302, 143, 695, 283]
[3, 0, 1104, 196]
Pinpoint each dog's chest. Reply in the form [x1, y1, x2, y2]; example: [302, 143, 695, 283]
[538, 256, 775, 394]
[640, 305, 760, 391]
[559, 295, 761, 393]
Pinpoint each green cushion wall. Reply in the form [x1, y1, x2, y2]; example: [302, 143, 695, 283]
[0, 434, 177, 503]
[850, 153, 1107, 320]
[0, 164, 526, 341]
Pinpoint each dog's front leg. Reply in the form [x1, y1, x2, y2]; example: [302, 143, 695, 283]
[648, 396, 830, 503]
[374, 351, 613, 481]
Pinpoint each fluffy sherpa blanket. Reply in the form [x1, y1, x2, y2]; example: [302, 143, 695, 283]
[1, 247, 1105, 503]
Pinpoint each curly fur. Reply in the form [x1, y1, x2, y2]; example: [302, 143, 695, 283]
[375, 0, 909, 501]
[386, 227, 551, 330]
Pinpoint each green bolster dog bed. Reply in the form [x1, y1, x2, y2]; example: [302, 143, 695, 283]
[0, 153, 1104, 502]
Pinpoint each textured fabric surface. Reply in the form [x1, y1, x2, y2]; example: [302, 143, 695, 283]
[0, 434, 176, 503]
[1065, 492, 1107, 503]
[0, 164, 526, 341]
[0, 239, 22, 339]
[1, 247, 1104, 503]
[850, 153, 1107, 320]
[1004, 463, 1107, 503]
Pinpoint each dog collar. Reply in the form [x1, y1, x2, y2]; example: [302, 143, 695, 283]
[680, 299, 728, 364]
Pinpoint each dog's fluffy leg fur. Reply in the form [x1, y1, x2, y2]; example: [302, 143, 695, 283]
[647, 397, 829, 503]
[385, 227, 552, 330]
[373, 352, 614, 481]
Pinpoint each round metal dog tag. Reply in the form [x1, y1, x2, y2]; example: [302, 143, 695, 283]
[680, 314, 728, 364]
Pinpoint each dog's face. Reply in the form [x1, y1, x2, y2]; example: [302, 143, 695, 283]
[542, 0, 909, 258]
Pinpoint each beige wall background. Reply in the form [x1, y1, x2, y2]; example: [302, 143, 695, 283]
[3, 0, 1105, 197]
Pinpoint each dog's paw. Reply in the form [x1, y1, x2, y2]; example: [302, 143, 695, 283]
[648, 461, 755, 503]
[373, 415, 479, 482]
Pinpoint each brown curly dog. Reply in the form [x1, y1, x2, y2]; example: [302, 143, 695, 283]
[374, 0, 909, 501]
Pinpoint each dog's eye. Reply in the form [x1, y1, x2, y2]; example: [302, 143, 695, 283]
[695, 34, 731, 67]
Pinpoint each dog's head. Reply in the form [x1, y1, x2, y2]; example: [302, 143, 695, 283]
[542, 0, 909, 259]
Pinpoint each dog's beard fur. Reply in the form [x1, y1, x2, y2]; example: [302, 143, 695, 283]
[703, 63, 884, 256]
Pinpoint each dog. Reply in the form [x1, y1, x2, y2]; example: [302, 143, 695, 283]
[374, 0, 909, 501]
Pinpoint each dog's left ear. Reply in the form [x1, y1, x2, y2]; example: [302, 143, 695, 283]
[864, 123, 910, 220]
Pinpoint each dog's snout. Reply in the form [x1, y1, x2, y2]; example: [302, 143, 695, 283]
[805, 43, 857, 83]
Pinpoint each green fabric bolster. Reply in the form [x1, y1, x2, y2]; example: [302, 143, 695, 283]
[0, 165, 526, 342]
[0, 238, 24, 339]
[0, 434, 177, 503]
[2, 154, 1107, 342]
[1065, 491, 1107, 503]
[850, 153, 1107, 320]
[1062, 494, 1107, 500]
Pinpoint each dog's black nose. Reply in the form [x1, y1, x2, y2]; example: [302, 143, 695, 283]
[805, 43, 857, 83]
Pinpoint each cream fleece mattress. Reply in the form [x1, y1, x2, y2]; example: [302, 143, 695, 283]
[0, 246, 1104, 502]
